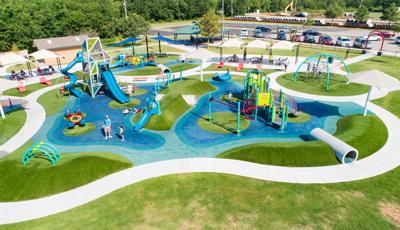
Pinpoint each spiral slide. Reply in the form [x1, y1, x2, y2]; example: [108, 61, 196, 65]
[61, 52, 85, 97]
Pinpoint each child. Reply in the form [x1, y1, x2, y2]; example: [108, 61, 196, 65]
[132, 83, 137, 94]
[119, 125, 125, 142]
[127, 83, 132, 96]
[228, 91, 233, 103]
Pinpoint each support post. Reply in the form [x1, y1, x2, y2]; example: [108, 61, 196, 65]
[0, 103, 5, 119]
[180, 62, 183, 80]
[236, 101, 241, 134]
[326, 63, 330, 91]
[255, 87, 259, 120]
[363, 87, 372, 116]
[158, 32, 162, 53]
[208, 93, 212, 121]
[145, 35, 149, 61]
[200, 60, 204, 82]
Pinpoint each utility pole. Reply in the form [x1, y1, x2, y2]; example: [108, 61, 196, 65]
[221, 0, 225, 40]
[231, 0, 233, 17]
[123, 0, 128, 18]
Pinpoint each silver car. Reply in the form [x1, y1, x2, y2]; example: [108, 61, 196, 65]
[353, 37, 372, 49]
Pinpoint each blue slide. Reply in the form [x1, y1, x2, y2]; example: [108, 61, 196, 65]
[214, 71, 232, 82]
[133, 100, 159, 132]
[100, 65, 130, 104]
[110, 55, 126, 68]
[61, 52, 85, 97]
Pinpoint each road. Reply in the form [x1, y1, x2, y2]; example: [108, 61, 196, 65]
[150, 21, 400, 54]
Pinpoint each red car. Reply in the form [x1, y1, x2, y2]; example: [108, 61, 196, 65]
[319, 35, 334, 45]
[292, 34, 302, 42]
[382, 31, 395, 40]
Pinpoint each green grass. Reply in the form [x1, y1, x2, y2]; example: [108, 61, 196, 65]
[120, 66, 161, 76]
[144, 79, 216, 130]
[63, 123, 96, 136]
[218, 115, 387, 167]
[372, 91, 400, 119]
[6, 63, 36, 73]
[0, 109, 26, 144]
[2, 77, 64, 97]
[197, 112, 250, 134]
[5, 170, 400, 229]
[203, 64, 281, 74]
[207, 46, 361, 58]
[288, 112, 311, 123]
[346, 55, 400, 80]
[276, 72, 370, 96]
[37, 89, 68, 116]
[0, 140, 132, 202]
[169, 63, 198, 72]
[108, 98, 141, 109]
[155, 54, 179, 64]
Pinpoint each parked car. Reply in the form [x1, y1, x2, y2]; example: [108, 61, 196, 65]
[277, 31, 286, 40]
[302, 29, 320, 36]
[319, 35, 334, 45]
[240, 29, 249, 37]
[255, 26, 272, 33]
[295, 12, 309, 17]
[336, 36, 353, 47]
[382, 31, 396, 40]
[395, 36, 400, 44]
[277, 26, 296, 34]
[253, 29, 265, 38]
[353, 37, 372, 49]
[304, 35, 316, 43]
[292, 34, 302, 42]
[361, 34, 381, 41]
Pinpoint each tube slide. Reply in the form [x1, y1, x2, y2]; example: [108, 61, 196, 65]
[133, 100, 159, 132]
[157, 64, 171, 73]
[100, 65, 130, 104]
[61, 52, 85, 98]
[214, 71, 232, 82]
[310, 128, 359, 164]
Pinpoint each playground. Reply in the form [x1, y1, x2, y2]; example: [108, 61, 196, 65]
[0, 35, 400, 228]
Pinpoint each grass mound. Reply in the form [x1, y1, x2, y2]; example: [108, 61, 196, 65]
[63, 123, 96, 136]
[38, 89, 69, 116]
[346, 55, 400, 80]
[108, 98, 141, 109]
[218, 115, 387, 167]
[119, 66, 160, 76]
[288, 112, 311, 123]
[372, 90, 400, 119]
[0, 141, 132, 201]
[197, 112, 250, 134]
[0, 109, 26, 145]
[276, 72, 370, 96]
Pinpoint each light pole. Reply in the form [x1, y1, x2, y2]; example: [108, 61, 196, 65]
[221, 0, 225, 40]
[123, 0, 128, 18]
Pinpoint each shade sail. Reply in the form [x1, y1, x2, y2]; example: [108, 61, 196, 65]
[109, 37, 142, 47]
[348, 69, 400, 89]
[219, 39, 243, 48]
[0, 53, 29, 66]
[151, 35, 192, 45]
[271, 41, 296, 50]
[246, 39, 269, 49]
[181, 48, 217, 61]
[30, 49, 63, 60]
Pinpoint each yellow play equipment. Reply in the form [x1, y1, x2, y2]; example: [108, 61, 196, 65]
[284, 0, 296, 16]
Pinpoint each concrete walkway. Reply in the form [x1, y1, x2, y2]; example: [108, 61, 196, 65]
[1, 51, 400, 224]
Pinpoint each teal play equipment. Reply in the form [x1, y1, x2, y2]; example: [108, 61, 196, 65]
[22, 142, 61, 166]
[154, 65, 174, 93]
[61, 52, 85, 97]
[293, 53, 350, 90]
[110, 54, 128, 68]
[132, 99, 160, 132]
[213, 70, 232, 82]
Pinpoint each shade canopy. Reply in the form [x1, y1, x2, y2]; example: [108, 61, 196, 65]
[219, 39, 243, 48]
[246, 39, 269, 49]
[0, 53, 29, 66]
[29, 49, 63, 60]
[173, 24, 201, 35]
[271, 41, 296, 50]
[348, 69, 400, 89]
[181, 48, 217, 61]
[109, 37, 142, 47]
[151, 35, 192, 45]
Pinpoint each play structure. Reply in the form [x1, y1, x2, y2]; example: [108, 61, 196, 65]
[61, 37, 130, 103]
[64, 108, 86, 128]
[311, 128, 358, 164]
[293, 53, 350, 90]
[208, 70, 293, 133]
[154, 65, 174, 93]
[214, 70, 232, 82]
[132, 99, 160, 132]
[22, 142, 61, 166]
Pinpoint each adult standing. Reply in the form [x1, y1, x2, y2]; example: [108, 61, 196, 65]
[127, 83, 133, 96]
[104, 115, 112, 140]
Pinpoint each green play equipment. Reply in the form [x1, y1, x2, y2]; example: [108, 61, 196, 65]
[22, 142, 61, 166]
[293, 53, 350, 90]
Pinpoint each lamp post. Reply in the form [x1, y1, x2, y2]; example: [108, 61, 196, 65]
[221, 0, 225, 40]
[123, 0, 128, 18]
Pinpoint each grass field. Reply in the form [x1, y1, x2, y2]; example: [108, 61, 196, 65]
[0, 109, 26, 145]
[373, 91, 400, 119]
[37, 89, 69, 116]
[345, 55, 400, 80]
[197, 111, 250, 134]
[120, 66, 161, 76]
[169, 63, 198, 72]
[108, 98, 141, 109]
[203, 64, 281, 74]
[276, 72, 370, 96]
[2, 77, 64, 97]
[143, 79, 216, 130]
[63, 123, 96, 136]
[0, 140, 132, 201]
[5, 169, 400, 229]
[219, 115, 387, 167]
[288, 112, 311, 123]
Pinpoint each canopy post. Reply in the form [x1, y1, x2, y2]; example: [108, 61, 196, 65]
[158, 32, 161, 53]
[145, 35, 149, 61]
[363, 87, 372, 116]
[0, 103, 5, 119]
[200, 60, 204, 82]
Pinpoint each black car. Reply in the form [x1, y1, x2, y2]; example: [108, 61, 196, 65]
[302, 29, 320, 36]
[304, 35, 316, 43]
[255, 26, 272, 33]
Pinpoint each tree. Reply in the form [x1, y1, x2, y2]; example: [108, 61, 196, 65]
[110, 14, 150, 38]
[199, 10, 221, 44]
[303, 18, 314, 27]
[324, 3, 344, 23]
[354, 6, 370, 21]
[381, 3, 400, 26]
[11, 43, 19, 52]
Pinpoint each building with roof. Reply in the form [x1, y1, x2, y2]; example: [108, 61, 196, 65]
[33, 35, 88, 64]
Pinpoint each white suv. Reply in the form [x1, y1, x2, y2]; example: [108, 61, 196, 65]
[240, 29, 249, 37]
[336, 36, 353, 47]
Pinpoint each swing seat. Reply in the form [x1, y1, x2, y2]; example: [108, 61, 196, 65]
[215, 61, 224, 69]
